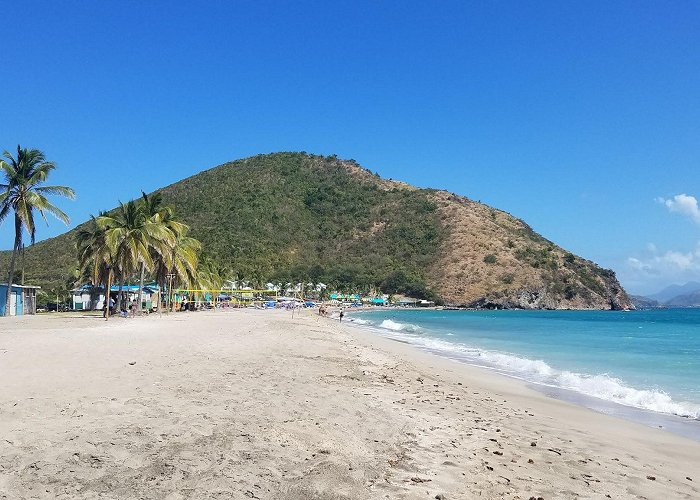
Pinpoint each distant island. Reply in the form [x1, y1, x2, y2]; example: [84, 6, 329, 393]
[0, 152, 632, 310]
[631, 281, 700, 309]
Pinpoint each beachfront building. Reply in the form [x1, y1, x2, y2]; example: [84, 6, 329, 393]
[329, 293, 361, 304]
[395, 297, 435, 307]
[71, 284, 161, 311]
[363, 296, 388, 306]
[0, 283, 41, 316]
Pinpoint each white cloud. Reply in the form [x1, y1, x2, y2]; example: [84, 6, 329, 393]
[621, 242, 700, 294]
[629, 246, 700, 273]
[656, 194, 700, 224]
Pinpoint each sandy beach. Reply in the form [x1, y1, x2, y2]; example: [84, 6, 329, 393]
[1, 309, 699, 499]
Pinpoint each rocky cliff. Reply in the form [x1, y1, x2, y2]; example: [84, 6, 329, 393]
[428, 191, 632, 309]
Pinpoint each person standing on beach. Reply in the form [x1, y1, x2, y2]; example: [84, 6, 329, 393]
[339, 308, 344, 322]
[104, 296, 115, 318]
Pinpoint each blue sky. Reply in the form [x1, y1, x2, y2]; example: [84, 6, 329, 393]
[1, 1, 698, 295]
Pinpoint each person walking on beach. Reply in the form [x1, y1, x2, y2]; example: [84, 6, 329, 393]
[129, 299, 137, 318]
[339, 308, 344, 322]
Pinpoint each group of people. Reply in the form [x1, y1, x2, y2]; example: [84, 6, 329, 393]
[102, 296, 140, 318]
[318, 305, 344, 322]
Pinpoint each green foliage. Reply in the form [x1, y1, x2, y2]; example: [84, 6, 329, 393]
[380, 270, 441, 303]
[515, 245, 558, 270]
[0, 152, 623, 306]
[500, 272, 514, 284]
[1, 153, 444, 300]
[0, 145, 75, 314]
[151, 153, 444, 295]
[574, 267, 606, 296]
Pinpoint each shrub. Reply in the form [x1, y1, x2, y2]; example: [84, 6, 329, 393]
[484, 254, 497, 264]
[500, 273, 514, 284]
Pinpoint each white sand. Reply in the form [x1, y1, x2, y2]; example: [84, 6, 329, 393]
[1, 309, 699, 499]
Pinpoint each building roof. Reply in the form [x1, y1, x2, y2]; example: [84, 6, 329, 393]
[0, 283, 41, 289]
[73, 284, 159, 293]
[330, 293, 360, 300]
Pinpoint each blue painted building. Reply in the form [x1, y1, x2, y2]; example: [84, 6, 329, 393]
[0, 283, 40, 316]
[71, 284, 160, 311]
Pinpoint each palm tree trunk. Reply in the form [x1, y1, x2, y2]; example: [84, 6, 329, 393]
[90, 285, 99, 311]
[21, 244, 25, 286]
[137, 262, 145, 315]
[4, 216, 21, 317]
[104, 270, 113, 320]
[116, 278, 124, 312]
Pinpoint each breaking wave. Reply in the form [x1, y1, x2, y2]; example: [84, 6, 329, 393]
[474, 350, 700, 419]
[378, 319, 423, 333]
[354, 320, 700, 419]
[349, 318, 370, 325]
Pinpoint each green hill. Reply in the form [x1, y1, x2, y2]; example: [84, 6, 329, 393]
[0, 152, 632, 309]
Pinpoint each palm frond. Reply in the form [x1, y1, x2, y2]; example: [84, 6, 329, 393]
[25, 191, 70, 225]
[34, 185, 76, 199]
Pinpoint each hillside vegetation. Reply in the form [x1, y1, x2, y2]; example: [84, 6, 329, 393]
[0, 152, 632, 309]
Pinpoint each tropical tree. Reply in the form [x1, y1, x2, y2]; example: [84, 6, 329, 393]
[97, 200, 173, 311]
[76, 213, 112, 310]
[158, 231, 200, 311]
[75, 194, 201, 316]
[156, 231, 200, 286]
[0, 146, 75, 316]
[192, 258, 229, 308]
[198, 259, 228, 290]
[138, 195, 201, 310]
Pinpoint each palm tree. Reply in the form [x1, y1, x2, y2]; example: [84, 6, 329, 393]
[155, 230, 201, 310]
[137, 192, 164, 311]
[137, 192, 190, 311]
[0, 146, 75, 316]
[163, 232, 200, 286]
[198, 259, 229, 299]
[137, 191, 199, 310]
[97, 200, 173, 312]
[76, 213, 112, 310]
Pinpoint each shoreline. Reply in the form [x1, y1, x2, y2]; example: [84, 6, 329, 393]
[344, 308, 700, 438]
[2, 309, 699, 498]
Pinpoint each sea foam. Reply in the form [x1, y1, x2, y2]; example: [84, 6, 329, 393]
[378, 319, 422, 333]
[476, 350, 700, 419]
[350, 318, 370, 325]
[359, 319, 700, 419]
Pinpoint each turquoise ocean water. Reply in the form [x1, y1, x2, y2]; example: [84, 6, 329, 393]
[350, 309, 700, 433]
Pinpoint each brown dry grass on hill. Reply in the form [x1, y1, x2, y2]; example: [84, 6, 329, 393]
[428, 191, 630, 309]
